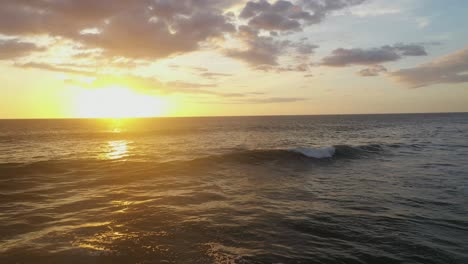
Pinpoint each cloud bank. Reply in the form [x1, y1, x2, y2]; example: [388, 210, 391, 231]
[1, 0, 464, 93]
[322, 44, 428, 66]
[0, 39, 44, 59]
[358, 64, 388, 77]
[390, 46, 468, 87]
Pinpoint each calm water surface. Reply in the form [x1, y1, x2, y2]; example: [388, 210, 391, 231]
[0, 114, 467, 263]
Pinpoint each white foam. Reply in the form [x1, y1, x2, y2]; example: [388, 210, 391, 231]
[290, 146, 336, 158]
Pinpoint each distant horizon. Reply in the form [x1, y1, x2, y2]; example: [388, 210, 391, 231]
[1, 111, 467, 121]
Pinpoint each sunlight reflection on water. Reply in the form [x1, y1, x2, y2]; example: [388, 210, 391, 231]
[102, 140, 129, 160]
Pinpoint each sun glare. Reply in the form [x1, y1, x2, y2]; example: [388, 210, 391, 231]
[74, 86, 168, 118]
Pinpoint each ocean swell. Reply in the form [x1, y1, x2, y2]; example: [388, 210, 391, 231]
[190, 143, 391, 165]
[0, 144, 396, 171]
[290, 146, 336, 158]
[289, 144, 386, 159]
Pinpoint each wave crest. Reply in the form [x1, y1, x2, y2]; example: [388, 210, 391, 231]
[290, 147, 336, 158]
[189, 144, 391, 166]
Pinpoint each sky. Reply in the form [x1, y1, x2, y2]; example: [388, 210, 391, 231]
[0, 0, 467, 118]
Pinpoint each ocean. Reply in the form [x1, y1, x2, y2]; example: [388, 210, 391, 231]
[0, 113, 467, 263]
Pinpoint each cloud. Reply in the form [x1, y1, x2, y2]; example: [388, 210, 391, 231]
[251, 97, 307, 103]
[79, 9, 235, 59]
[62, 73, 254, 98]
[240, 0, 366, 32]
[256, 63, 310, 72]
[0, 39, 45, 60]
[392, 43, 427, 56]
[249, 12, 302, 31]
[226, 0, 364, 68]
[166, 81, 217, 89]
[18, 66, 218, 95]
[416, 17, 430, 29]
[0, 0, 236, 60]
[346, 0, 403, 17]
[300, 0, 367, 22]
[169, 64, 233, 79]
[200, 96, 309, 104]
[293, 41, 319, 55]
[224, 24, 318, 69]
[146, 80, 265, 98]
[390, 46, 468, 87]
[169, 64, 208, 72]
[200, 72, 234, 79]
[321, 43, 428, 66]
[0, 0, 367, 72]
[358, 64, 387, 76]
[224, 97, 309, 104]
[322, 47, 400, 66]
[16, 62, 95, 75]
[225, 26, 290, 66]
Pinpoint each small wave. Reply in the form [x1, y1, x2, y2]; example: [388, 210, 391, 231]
[289, 144, 387, 159]
[189, 144, 390, 166]
[289, 146, 336, 158]
[0, 144, 393, 172]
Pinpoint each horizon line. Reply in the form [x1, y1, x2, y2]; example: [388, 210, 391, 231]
[0, 111, 467, 120]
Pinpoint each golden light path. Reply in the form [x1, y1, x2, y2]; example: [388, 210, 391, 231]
[74, 86, 169, 118]
[105, 140, 129, 160]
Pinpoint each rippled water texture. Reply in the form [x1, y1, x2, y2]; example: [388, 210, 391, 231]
[0, 114, 467, 263]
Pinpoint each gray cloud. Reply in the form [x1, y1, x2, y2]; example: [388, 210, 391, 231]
[358, 64, 388, 76]
[390, 46, 468, 87]
[322, 47, 400, 66]
[0, 0, 370, 73]
[0, 39, 45, 60]
[300, 0, 367, 23]
[393, 43, 427, 56]
[79, 10, 235, 59]
[0, 0, 369, 72]
[322, 43, 428, 67]
[228, 0, 364, 68]
[225, 26, 290, 66]
[240, 0, 366, 32]
[0, 0, 236, 60]
[225, 25, 318, 69]
[249, 11, 302, 31]
[293, 42, 319, 55]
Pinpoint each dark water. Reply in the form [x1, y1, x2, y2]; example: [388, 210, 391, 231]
[0, 113, 467, 263]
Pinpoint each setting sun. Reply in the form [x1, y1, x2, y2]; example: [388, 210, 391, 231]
[73, 86, 169, 118]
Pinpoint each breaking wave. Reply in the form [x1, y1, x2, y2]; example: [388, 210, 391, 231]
[290, 146, 336, 158]
[189, 143, 397, 165]
[0, 144, 405, 171]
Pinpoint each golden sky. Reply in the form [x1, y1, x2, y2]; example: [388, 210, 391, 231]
[0, 0, 467, 118]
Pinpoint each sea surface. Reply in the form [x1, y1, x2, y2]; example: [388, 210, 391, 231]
[0, 113, 467, 263]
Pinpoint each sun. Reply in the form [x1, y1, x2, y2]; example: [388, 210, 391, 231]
[74, 86, 168, 118]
